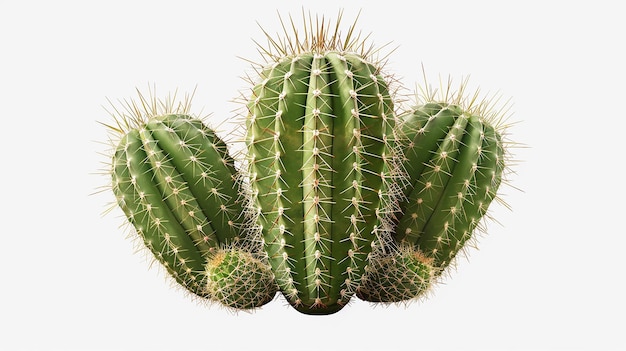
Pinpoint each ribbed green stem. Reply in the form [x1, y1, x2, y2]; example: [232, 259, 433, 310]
[417, 114, 479, 264]
[399, 103, 457, 200]
[395, 104, 504, 269]
[111, 115, 247, 297]
[113, 129, 208, 296]
[398, 105, 468, 244]
[153, 115, 244, 244]
[246, 52, 396, 314]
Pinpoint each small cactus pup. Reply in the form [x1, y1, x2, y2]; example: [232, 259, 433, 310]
[206, 246, 277, 309]
[102, 88, 275, 309]
[357, 243, 436, 304]
[242, 12, 404, 314]
[395, 78, 511, 274]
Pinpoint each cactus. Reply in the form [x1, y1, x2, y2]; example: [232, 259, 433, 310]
[206, 247, 277, 309]
[100, 12, 514, 314]
[104, 89, 275, 308]
[357, 243, 435, 303]
[242, 14, 402, 314]
[356, 81, 510, 304]
[394, 82, 508, 271]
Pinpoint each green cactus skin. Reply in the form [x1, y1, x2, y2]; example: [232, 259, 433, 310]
[245, 50, 398, 314]
[395, 102, 505, 270]
[110, 105, 252, 299]
[206, 247, 278, 309]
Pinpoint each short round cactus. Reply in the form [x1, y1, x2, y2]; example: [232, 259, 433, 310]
[357, 244, 435, 303]
[206, 247, 277, 309]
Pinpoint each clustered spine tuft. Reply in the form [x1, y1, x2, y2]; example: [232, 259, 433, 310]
[101, 11, 514, 315]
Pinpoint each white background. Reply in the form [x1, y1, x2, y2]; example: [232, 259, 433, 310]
[1, 1, 624, 350]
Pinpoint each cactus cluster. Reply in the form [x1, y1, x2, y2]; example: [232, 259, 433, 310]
[101, 12, 513, 315]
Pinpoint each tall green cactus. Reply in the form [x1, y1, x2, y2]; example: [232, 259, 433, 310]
[105, 91, 276, 308]
[243, 18, 402, 314]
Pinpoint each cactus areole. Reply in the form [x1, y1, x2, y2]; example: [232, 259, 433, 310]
[102, 12, 512, 316]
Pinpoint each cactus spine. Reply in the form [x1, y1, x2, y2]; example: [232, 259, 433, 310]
[244, 17, 401, 314]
